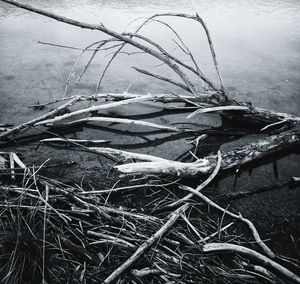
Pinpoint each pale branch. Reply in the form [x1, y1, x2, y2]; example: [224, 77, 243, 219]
[103, 203, 189, 284]
[34, 95, 157, 126]
[79, 179, 181, 195]
[195, 13, 225, 92]
[124, 32, 213, 89]
[115, 158, 211, 177]
[91, 92, 207, 102]
[242, 263, 277, 283]
[166, 150, 222, 209]
[87, 231, 136, 248]
[74, 41, 107, 85]
[198, 222, 235, 243]
[40, 138, 110, 145]
[182, 186, 275, 258]
[187, 105, 249, 119]
[148, 18, 204, 80]
[29, 92, 205, 108]
[0, 96, 80, 139]
[203, 243, 300, 283]
[133, 13, 224, 91]
[64, 117, 180, 132]
[132, 67, 192, 93]
[88, 147, 169, 162]
[114, 128, 300, 177]
[38, 41, 96, 51]
[72, 40, 123, 88]
[63, 41, 104, 97]
[131, 267, 161, 278]
[94, 12, 217, 93]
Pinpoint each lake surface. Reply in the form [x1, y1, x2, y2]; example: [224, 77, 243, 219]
[0, 0, 299, 257]
[0, 0, 300, 118]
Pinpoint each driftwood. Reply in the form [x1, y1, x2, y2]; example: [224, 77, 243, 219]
[40, 138, 110, 146]
[103, 203, 189, 284]
[1, 1, 299, 283]
[180, 185, 275, 258]
[115, 128, 300, 177]
[0, 1, 299, 172]
[166, 151, 222, 208]
[65, 117, 179, 132]
[203, 243, 300, 284]
[0, 96, 79, 139]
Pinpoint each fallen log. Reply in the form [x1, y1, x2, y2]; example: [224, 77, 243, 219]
[115, 128, 300, 177]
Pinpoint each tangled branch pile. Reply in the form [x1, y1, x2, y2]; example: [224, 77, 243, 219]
[0, 0, 300, 283]
[1, 153, 299, 284]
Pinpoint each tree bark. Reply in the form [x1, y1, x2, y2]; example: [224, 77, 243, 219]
[115, 128, 300, 177]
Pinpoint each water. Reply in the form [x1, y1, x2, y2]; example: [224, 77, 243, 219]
[0, 0, 300, 256]
[0, 0, 300, 118]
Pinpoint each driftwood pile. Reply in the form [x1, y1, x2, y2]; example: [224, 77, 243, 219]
[0, 0, 300, 283]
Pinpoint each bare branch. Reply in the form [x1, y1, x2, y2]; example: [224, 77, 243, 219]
[132, 67, 192, 93]
[103, 203, 189, 284]
[0, 96, 80, 139]
[203, 243, 300, 283]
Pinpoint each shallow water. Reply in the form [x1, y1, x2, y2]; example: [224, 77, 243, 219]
[1, 0, 300, 115]
[0, 0, 300, 257]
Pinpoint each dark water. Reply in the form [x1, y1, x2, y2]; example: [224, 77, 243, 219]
[0, 0, 300, 257]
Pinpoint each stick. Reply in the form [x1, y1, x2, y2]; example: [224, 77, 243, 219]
[187, 105, 249, 119]
[181, 186, 275, 258]
[89, 147, 168, 162]
[35, 95, 160, 126]
[166, 150, 221, 208]
[115, 158, 211, 177]
[203, 243, 300, 284]
[132, 67, 192, 93]
[65, 116, 179, 132]
[103, 203, 189, 284]
[198, 222, 234, 243]
[40, 138, 110, 145]
[0, 96, 79, 138]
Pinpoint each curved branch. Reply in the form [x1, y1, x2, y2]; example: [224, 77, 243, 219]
[203, 243, 300, 283]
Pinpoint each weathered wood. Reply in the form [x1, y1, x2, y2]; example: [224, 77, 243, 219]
[115, 128, 300, 177]
[0, 96, 80, 139]
[203, 243, 300, 284]
[103, 203, 189, 284]
[182, 186, 275, 258]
